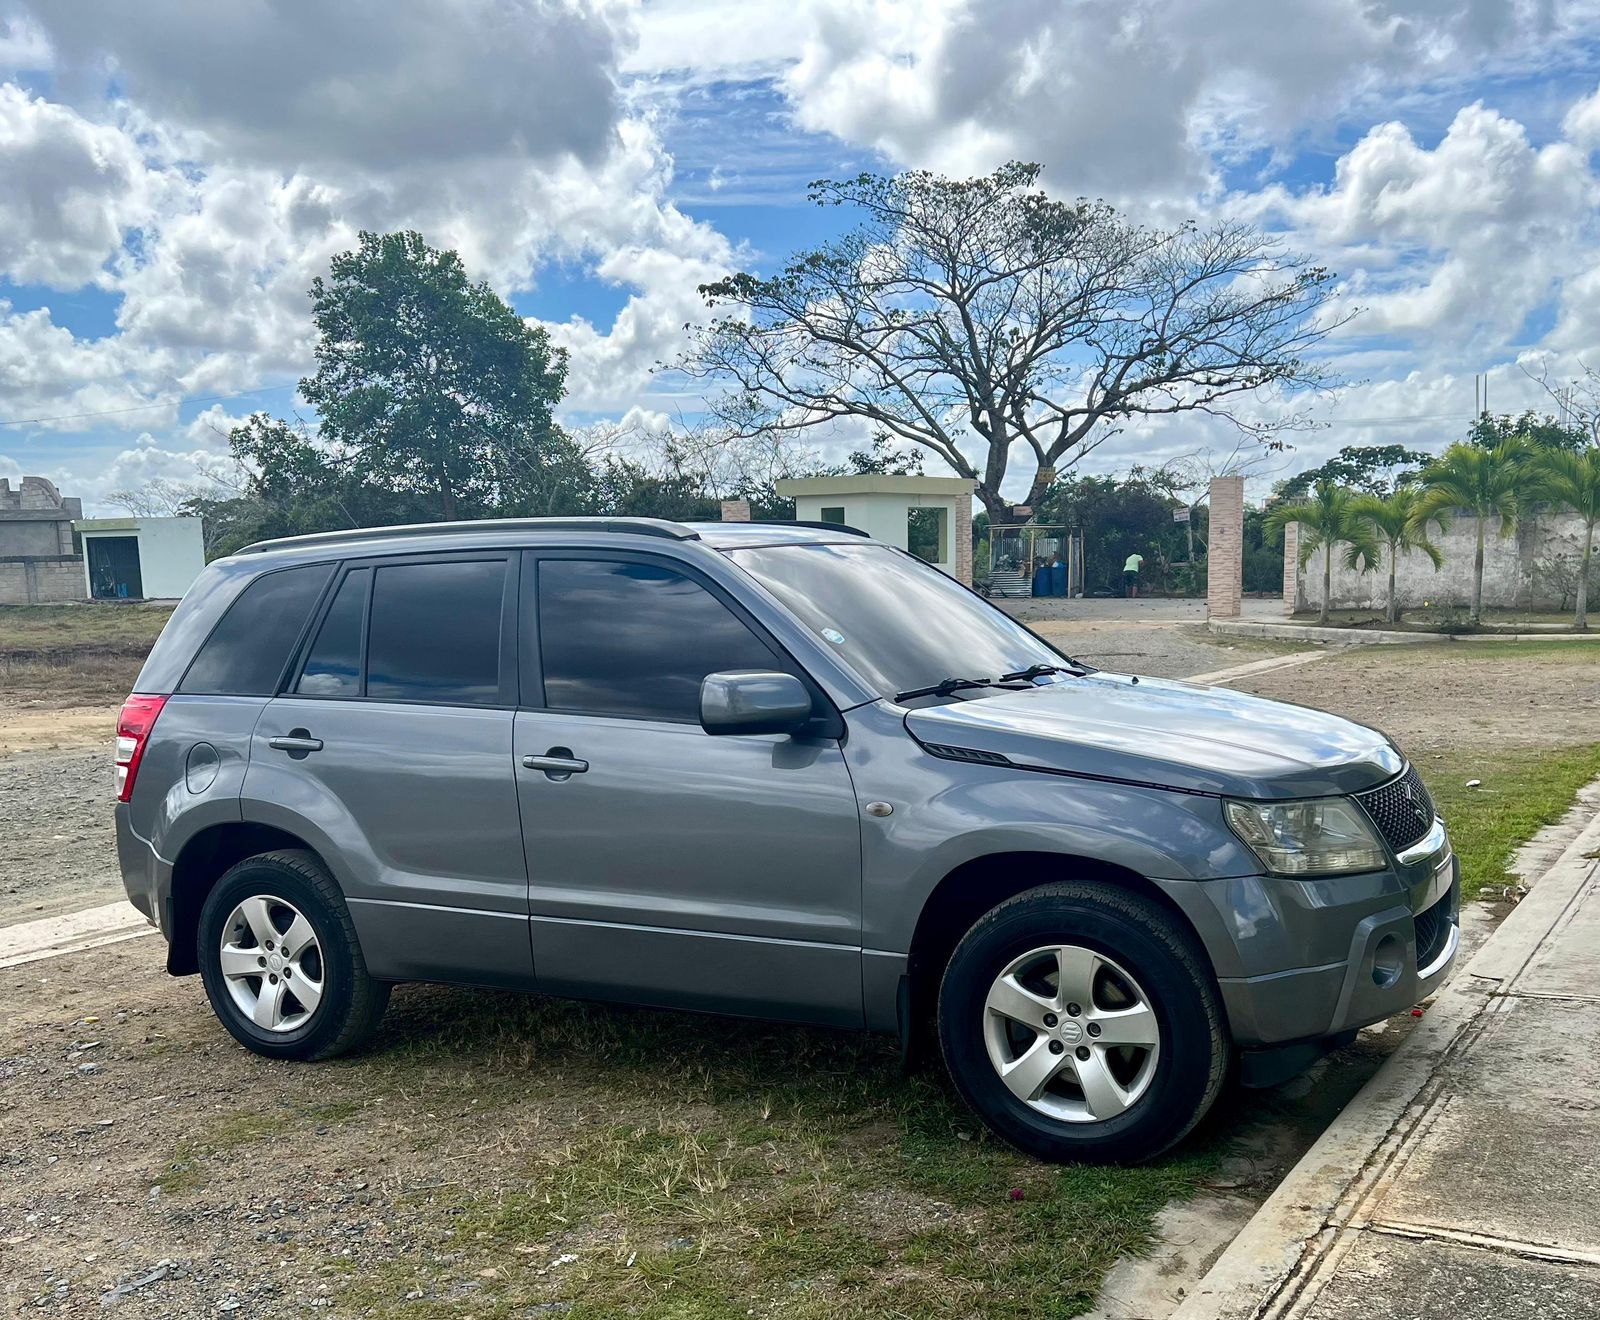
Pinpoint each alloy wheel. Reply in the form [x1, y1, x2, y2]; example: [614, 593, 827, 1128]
[218, 894, 326, 1033]
[981, 943, 1161, 1123]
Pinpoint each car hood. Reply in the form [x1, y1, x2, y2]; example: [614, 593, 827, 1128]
[902, 672, 1403, 799]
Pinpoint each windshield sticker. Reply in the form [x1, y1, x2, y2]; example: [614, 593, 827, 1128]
[820, 628, 846, 645]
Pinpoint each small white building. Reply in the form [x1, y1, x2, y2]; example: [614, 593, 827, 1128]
[774, 475, 976, 583]
[75, 516, 206, 601]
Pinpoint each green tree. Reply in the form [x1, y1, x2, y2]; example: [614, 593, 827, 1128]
[1276, 444, 1431, 500]
[1468, 410, 1587, 454]
[1264, 480, 1380, 624]
[1350, 487, 1444, 625]
[1412, 440, 1535, 626]
[1534, 447, 1600, 629]
[680, 162, 1343, 525]
[300, 230, 574, 521]
[1037, 469, 1189, 594]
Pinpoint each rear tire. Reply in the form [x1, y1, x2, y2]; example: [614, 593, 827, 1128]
[938, 882, 1227, 1164]
[197, 850, 389, 1061]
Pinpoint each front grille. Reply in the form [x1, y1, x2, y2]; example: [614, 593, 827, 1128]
[1414, 889, 1453, 969]
[1355, 766, 1436, 853]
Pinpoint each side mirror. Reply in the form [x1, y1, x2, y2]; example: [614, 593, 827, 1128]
[700, 670, 813, 737]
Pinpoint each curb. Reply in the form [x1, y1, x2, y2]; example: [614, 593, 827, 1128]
[1183, 651, 1332, 686]
[0, 900, 155, 970]
[1171, 797, 1600, 1320]
[1207, 620, 1600, 646]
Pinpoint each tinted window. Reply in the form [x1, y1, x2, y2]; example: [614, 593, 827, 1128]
[179, 564, 332, 696]
[538, 559, 778, 721]
[296, 568, 369, 697]
[366, 560, 505, 704]
[730, 543, 1061, 699]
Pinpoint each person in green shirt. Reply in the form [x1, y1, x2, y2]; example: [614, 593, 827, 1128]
[1123, 551, 1144, 598]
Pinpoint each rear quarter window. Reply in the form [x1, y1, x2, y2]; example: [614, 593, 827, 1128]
[178, 564, 333, 696]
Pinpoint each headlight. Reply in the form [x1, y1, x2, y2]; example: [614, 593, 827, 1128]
[1224, 797, 1387, 876]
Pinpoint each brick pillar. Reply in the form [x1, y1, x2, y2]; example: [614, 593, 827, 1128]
[953, 496, 973, 584]
[1206, 475, 1244, 619]
[1280, 520, 1299, 616]
[719, 499, 751, 522]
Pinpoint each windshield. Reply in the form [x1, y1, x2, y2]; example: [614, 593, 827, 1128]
[727, 542, 1066, 700]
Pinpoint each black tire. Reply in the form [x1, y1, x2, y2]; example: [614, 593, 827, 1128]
[938, 882, 1227, 1164]
[197, 849, 389, 1061]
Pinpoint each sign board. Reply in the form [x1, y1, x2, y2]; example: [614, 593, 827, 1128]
[1173, 506, 1191, 523]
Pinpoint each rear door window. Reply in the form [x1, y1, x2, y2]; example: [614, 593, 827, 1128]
[366, 559, 507, 705]
[296, 568, 370, 697]
[179, 564, 332, 696]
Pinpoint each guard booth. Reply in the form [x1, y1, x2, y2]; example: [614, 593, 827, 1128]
[774, 475, 976, 583]
[75, 517, 206, 600]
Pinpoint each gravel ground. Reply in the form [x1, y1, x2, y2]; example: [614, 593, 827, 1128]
[0, 748, 120, 927]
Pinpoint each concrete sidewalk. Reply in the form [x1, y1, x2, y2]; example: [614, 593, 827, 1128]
[1176, 806, 1600, 1319]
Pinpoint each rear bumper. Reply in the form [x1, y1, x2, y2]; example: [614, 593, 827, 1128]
[1210, 818, 1460, 1049]
[116, 803, 173, 938]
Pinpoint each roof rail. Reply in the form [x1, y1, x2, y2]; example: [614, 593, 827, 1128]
[236, 516, 701, 556]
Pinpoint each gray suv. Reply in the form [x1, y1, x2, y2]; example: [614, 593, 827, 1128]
[115, 518, 1458, 1163]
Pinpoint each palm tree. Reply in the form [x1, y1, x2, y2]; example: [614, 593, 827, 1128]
[1264, 480, 1381, 625]
[1350, 487, 1444, 625]
[1535, 447, 1600, 629]
[1412, 440, 1534, 626]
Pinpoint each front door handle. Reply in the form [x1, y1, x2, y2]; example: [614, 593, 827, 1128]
[268, 730, 323, 756]
[521, 748, 589, 780]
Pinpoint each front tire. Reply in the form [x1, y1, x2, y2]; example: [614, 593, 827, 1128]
[197, 850, 389, 1061]
[938, 882, 1227, 1164]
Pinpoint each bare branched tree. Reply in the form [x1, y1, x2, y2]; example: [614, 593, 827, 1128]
[676, 162, 1349, 523]
[1522, 359, 1600, 447]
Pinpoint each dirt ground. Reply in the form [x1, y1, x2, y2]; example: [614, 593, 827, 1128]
[1235, 642, 1600, 755]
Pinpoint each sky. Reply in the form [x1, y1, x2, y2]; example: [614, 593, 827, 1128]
[6, 0, 1600, 512]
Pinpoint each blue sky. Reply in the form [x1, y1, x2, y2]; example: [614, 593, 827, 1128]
[5, 1, 1600, 511]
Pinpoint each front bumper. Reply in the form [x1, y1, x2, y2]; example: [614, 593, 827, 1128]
[1211, 816, 1460, 1048]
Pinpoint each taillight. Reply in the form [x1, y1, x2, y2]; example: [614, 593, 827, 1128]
[115, 694, 168, 803]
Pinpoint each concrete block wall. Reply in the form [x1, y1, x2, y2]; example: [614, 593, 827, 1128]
[1207, 476, 1245, 618]
[1296, 509, 1593, 612]
[0, 557, 84, 604]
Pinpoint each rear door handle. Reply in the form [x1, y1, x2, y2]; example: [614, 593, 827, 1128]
[268, 734, 324, 754]
[521, 750, 588, 779]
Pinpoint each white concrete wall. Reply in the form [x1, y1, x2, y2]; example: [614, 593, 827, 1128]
[793, 492, 959, 576]
[1296, 508, 1594, 612]
[79, 516, 206, 600]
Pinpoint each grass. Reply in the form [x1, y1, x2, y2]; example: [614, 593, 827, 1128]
[249, 986, 1224, 1319]
[0, 601, 174, 652]
[1418, 744, 1600, 900]
[0, 602, 173, 705]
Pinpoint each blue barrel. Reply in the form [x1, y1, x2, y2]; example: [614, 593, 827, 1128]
[1032, 564, 1051, 597]
[1051, 562, 1067, 597]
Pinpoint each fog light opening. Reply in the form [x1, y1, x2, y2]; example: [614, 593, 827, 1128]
[1372, 934, 1404, 988]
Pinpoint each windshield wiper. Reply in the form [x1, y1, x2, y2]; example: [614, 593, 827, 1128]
[999, 661, 1087, 682]
[893, 676, 1006, 703]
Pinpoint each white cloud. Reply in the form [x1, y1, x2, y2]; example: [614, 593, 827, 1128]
[24, 0, 629, 171]
[0, 85, 170, 287]
[770, 0, 1600, 199]
[1241, 102, 1598, 373]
